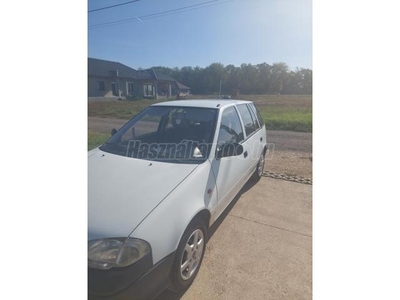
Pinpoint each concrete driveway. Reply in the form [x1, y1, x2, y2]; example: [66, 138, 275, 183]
[156, 177, 312, 300]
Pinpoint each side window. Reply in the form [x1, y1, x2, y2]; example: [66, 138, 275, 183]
[255, 108, 264, 127]
[237, 104, 256, 137]
[217, 106, 244, 146]
[249, 103, 264, 127]
[247, 104, 260, 130]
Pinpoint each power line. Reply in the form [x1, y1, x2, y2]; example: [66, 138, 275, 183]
[90, 0, 218, 28]
[89, 0, 235, 30]
[88, 0, 140, 13]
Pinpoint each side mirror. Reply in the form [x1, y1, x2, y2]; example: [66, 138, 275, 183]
[216, 143, 244, 159]
[111, 128, 118, 136]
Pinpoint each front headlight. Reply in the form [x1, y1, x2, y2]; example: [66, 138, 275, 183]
[88, 238, 151, 270]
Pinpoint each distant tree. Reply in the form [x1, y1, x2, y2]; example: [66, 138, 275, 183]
[224, 64, 241, 94]
[151, 61, 311, 95]
[203, 63, 225, 94]
[270, 62, 289, 94]
[300, 68, 312, 94]
[256, 63, 272, 94]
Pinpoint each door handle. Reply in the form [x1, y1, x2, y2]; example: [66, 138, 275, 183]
[243, 151, 248, 158]
[260, 137, 263, 142]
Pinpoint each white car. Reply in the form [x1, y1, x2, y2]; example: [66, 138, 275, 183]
[88, 99, 267, 299]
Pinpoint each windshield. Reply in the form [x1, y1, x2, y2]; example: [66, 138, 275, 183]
[100, 106, 218, 163]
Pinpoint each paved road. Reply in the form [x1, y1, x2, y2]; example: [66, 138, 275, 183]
[155, 177, 312, 300]
[88, 117, 127, 134]
[267, 130, 311, 153]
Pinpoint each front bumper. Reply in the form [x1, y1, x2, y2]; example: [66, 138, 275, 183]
[89, 251, 175, 300]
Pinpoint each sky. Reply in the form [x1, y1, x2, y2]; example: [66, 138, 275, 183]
[88, 0, 312, 70]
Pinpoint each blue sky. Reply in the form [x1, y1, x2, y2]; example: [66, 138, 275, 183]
[88, 0, 312, 70]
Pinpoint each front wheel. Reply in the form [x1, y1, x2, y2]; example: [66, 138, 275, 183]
[169, 218, 207, 292]
[251, 152, 265, 182]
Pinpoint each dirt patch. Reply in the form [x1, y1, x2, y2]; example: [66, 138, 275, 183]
[266, 130, 312, 178]
[266, 150, 312, 178]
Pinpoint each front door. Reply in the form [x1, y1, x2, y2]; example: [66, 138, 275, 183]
[211, 105, 252, 217]
[111, 82, 118, 96]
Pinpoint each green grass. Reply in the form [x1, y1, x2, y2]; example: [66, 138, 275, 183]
[88, 99, 171, 120]
[88, 132, 109, 150]
[88, 94, 312, 132]
[258, 107, 312, 132]
[235, 95, 312, 132]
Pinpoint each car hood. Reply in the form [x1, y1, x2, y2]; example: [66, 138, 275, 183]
[88, 148, 198, 241]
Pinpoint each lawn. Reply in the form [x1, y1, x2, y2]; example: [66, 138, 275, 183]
[88, 99, 167, 120]
[88, 131, 109, 151]
[239, 95, 312, 132]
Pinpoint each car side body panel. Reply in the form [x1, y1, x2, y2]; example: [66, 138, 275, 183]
[129, 160, 218, 264]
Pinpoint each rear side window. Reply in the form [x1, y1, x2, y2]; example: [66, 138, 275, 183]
[217, 106, 244, 146]
[236, 104, 256, 137]
[247, 104, 260, 130]
[250, 104, 264, 127]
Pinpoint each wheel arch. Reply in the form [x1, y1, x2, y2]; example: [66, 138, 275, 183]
[174, 208, 211, 251]
[191, 209, 211, 229]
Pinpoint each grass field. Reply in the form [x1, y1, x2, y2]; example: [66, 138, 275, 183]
[239, 95, 312, 132]
[89, 94, 312, 132]
[88, 132, 109, 151]
[89, 100, 152, 120]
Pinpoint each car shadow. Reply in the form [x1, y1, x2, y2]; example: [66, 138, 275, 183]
[154, 179, 258, 300]
[207, 178, 257, 241]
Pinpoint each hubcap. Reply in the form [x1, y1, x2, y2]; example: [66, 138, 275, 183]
[258, 154, 265, 176]
[180, 229, 204, 280]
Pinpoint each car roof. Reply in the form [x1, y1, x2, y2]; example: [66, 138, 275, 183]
[152, 99, 252, 109]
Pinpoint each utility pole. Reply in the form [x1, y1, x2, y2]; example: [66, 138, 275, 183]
[219, 80, 222, 98]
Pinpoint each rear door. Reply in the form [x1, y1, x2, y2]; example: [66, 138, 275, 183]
[236, 103, 264, 175]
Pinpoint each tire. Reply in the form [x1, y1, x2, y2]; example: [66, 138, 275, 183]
[169, 218, 207, 292]
[251, 151, 266, 182]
